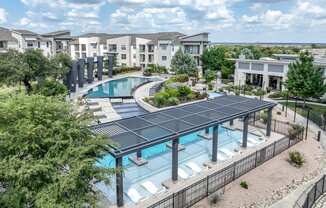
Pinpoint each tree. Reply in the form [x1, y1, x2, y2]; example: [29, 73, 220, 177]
[204, 70, 216, 83]
[50, 52, 73, 80]
[170, 49, 198, 77]
[286, 51, 326, 103]
[201, 46, 235, 79]
[0, 49, 52, 93]
[0, 93, 113, 208]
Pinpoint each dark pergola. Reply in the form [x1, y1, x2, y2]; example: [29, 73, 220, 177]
[90, 95, 276, 206]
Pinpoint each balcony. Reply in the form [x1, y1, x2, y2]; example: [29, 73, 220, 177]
[148, 45, 154, 53]
[109, 44, 117, 52]
[184, 45, 200, 54]
[139, 45, 145, 53]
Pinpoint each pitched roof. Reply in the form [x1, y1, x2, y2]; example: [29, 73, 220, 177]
[42, 30, 70, 37]
[0, 27, 17, 42]
[12, 29, 38, 36]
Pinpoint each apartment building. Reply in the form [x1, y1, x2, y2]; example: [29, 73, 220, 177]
[70, 32, 209, 71]
[0, 27, 18, 53]
[234, 54, 326, 91]
[0, 27, 72, 57]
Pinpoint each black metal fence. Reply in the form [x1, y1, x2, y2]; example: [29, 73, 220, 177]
[294, 175, 326, 208]
[148, 133, 303, 208]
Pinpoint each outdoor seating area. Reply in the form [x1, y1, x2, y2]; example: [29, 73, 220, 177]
[91, 94, 276, 207]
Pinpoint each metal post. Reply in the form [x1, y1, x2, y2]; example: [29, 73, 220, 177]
[136, 150, 142, 159]
[305, 108, 310, 140]
[253, 112, 256, 125]
[285, 91, 289, 117]
[317, 131, 321, 142]
[87, 57, 94, 84]
[97, 56, 103, 81]
[242, 115, 249, 148]
[108, 55, 113, 78]
[266, 107, 273, 137]
[172, 137, 179, 181]
[116, 157, 124, 207]
[294, 98, 297, 122]
[205, 128, 209, 135]
[212, 125, 219, 162]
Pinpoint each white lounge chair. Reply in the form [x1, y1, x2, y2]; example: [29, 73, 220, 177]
[217, 152, 227, 161]
[248, 137, 260, 144]
[220, 148, 235, 157]
[126, 188, 142, 203]
[141, 181, 161, 194]
[186, 162, 202, 173]
[178, 168, 189, 179]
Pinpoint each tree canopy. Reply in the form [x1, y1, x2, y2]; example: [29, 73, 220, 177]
[201, 46, 235, 79]
[0, 49, 70, 94]
[286, 52, 326, 100]
[0, 93, 113, 208]
[170, 49, 198, 77]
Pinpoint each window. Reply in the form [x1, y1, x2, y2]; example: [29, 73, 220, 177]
[162, 56, 167, 61]
[74, 44, 80, 51]
[46, 42, 49, 48]
[148, 54, 154, 62]
[75, 52, 80, 58]
[93, 53, 97, 57]
[109, 44, 117, 52]
[90, 43, 97, 49]
[160, 44, 168, 50]
[81, 44, 86, 51]
[133, 54, 136, 59]
[0, 41, 5, 48]
[184, 45, 200, 54]
[38, 42, 40, 48]
[148, 44, 154, 52]
[140, 54, 145, 62]
[121, 45, 126, 50]
[103, 45, 107, 50]
[238, 62, 250, 70]
[27, 42, 33, 47]
[121, 54, 127, 60]
[82, 53, 87, 58]
[139, 45, 145, 52]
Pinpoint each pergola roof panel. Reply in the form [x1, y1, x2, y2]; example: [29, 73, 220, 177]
[90, 95, 276, 157]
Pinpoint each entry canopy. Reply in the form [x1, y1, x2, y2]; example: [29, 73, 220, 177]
[90, 95, 276, 157]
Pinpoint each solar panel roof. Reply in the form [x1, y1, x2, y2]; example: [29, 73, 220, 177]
[90, 95, 275, 157]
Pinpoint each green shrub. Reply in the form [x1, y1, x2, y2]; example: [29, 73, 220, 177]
[33, 80, 67, 97]
[260, 111, 268, 124]
[288, 124, 304, 140]
[177, 86, 192, 99]
[289, 151, 304, 167]
[153, 93, 166, 108]
[167, 97, 180, 105]
[170, 74, 189, 83]
[268, 91, 283, 99]
[165, 87, 179, 98]
[240, 181, 248, 189]
[208, 83, 213, 90]
[113, 66, 141, 75]
[143, 68, 152, 76]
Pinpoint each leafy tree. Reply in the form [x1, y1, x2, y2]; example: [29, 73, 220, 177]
[201, 46, 235, 79]
[286, 51, 326, 103]
[170, 49, 198, 77]
[204, 70, 216, 83]
[0, 93, 113, 208]
[50, 52, 73, 80]
[33, 79, 68, 97]
[0, 49, 52, 93]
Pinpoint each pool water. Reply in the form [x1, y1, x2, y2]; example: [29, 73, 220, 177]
[96, 126, 260, 168]
[86, 77, 155, 98]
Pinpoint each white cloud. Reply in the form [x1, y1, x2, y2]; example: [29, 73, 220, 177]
[19, 17, 31, 26]
[0, 8, 8, 23]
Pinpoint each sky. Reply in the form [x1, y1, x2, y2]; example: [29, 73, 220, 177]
[0, 0, 326, 43]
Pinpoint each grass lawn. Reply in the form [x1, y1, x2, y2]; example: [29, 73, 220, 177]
[279, 101, 326, 126]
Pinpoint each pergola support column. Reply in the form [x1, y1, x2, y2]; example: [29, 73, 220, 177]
[116, 157, 124, 207]
[172, 137, 179, 181]
[97, 56, 103, 81]
[230, 119, 234, 126]
[205, 128, 209, 134]
[71, 61, 78, 92]
[212, 125, 219, 162]
[87, 57, 94, 84]
[242, 115, 249, 148]
[266, 107, 273, 136]
[77, 59, 85, 88]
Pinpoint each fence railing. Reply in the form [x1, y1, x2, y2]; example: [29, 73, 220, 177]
[148, 132, 304, 208]
[294, 175, 326, 208]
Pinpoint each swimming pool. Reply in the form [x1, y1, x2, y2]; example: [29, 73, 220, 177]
[86, 76, 156, 98]
[95, 125, 264, 204]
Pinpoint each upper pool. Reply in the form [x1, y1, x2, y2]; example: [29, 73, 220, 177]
[86, 77, 156, 98]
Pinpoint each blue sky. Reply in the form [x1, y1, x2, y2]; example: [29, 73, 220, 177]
[0, 0, 326, 43]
